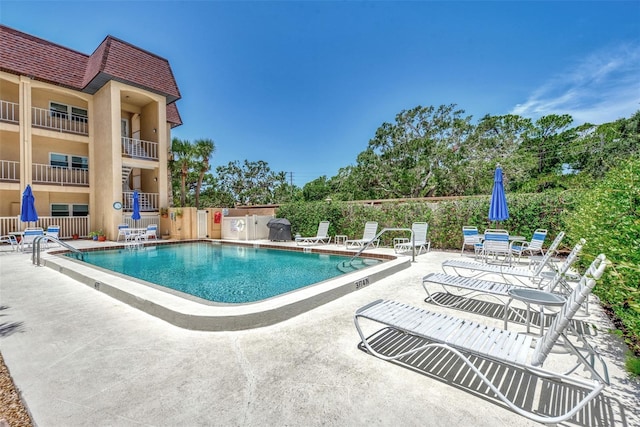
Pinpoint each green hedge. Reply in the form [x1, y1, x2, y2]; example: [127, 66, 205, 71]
[277, 192, 574, 251]
[564, 157, 640, 357]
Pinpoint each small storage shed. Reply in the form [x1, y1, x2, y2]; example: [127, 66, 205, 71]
[267, 218, 292, 241]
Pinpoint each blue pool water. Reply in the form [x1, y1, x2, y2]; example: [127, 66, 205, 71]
[70, 243, 379, 303]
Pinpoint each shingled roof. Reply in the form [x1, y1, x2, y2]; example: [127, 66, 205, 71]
[0, 25, 182, 127]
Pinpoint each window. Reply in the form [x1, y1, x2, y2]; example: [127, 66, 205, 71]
[72, 205, 89, 217]
[49, 153, 88, 170]
[71, 156, 88, 170]
[51, 204, 69, 217]
[51, 204, 88, 217]
[71, 106, 88, 123]
[49, 102, 88, 122]
[49, 102, 68, 119]
[50, 153, 69, 168]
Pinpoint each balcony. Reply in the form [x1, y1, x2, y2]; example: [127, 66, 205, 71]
[0, 100, 19, 124]
[0, 160, 19, 182]
[123, 191, 158, 212]
[32, 106, 88, 136]
[33, 164, 89, 186]
[122, 137, 158, 161]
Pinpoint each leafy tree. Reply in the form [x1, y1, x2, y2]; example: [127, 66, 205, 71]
[215, 160, 289, 205]
[303, 176, 332, 201]
[340, 104, 473, 199]
[464, 114, 533, 194]
[519, 114, 573, 176]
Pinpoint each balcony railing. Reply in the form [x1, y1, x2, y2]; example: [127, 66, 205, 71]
[122, 137, 158, 161]
[0, 215, 90, 239]
[0, 160, 19, 182]
[123, 191, 158, 212]
[33, 163, 89, 186]
[32, 106, 88, 135]
[0, 100, 19, 123]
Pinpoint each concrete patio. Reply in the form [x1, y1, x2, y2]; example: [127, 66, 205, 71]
[0, 241, 638, 426]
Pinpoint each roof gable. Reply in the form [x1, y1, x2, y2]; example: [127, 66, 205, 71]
[1, 25, 181, 107]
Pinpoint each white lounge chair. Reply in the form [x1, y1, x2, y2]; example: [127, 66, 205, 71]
[394, 222, 430, 255]
[355, 254, 608, 425]
[295, 221, 331, 245]
[345, 221, 379, 250]
[441, 232, 566, 285]
[423, 239, 586, 330]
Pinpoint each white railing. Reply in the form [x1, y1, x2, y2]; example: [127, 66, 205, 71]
[33, 163, 89, 186]
[32, 106, 88, 135]
[0, 215, 90, 239]
[0, 160, 19, 181]
[123, 191, 159, 212]
[0, 100, 19, 123]
[121, 137, 158, 161]
[120, 214, 160, 230]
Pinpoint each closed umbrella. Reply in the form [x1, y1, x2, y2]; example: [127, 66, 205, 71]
[132, 190, 141, 226]
[21, 185, 38, 227]
[488, 166, 509, 222]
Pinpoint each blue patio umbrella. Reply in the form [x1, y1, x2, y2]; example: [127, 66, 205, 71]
[488, 166, 509, 222]
[21, 185, 38, 226]
[132, 190, 141, 225]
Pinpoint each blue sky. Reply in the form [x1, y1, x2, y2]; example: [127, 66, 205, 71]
[2, 1, 639, 186]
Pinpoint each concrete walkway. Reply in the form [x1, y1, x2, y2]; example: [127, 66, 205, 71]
[0, 242, 638, 426]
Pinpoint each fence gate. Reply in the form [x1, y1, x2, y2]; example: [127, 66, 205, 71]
[197, 210, 208, 238]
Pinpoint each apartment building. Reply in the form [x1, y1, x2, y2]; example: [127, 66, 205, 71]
[0, 24, 182, 239]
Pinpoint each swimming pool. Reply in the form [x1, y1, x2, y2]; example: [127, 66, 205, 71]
[70, 242, 381, 303]
[45, 240, 410, 330]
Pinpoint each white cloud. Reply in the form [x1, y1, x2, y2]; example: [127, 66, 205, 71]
[511, 44, 640, 125]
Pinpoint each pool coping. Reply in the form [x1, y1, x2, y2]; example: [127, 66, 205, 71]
[42, 239, 411, 331]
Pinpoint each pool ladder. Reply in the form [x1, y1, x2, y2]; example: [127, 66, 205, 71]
[338, 227, 415, 271]
[31, 235, 84, 266]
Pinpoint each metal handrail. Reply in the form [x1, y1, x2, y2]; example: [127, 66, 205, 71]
[341, 227, 415, 269]
[32, 235, 84, 266]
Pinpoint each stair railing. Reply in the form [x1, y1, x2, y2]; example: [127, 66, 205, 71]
[32, 235, 84, 266]
[340, 227, 415, 270]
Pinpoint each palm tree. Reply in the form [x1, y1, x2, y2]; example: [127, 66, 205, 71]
[170, 137, 194, 207]
[193, 138, 216, 208]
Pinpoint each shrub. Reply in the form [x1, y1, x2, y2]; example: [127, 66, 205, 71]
[564, 156, 640, 356]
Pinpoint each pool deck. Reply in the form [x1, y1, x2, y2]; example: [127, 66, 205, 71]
[1, 239, 638, 426]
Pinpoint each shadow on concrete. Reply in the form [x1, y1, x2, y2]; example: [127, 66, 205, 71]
[358, 327, 629, 426]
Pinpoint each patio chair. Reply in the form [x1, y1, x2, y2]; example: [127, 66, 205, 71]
[116, 224, 130, 242]
[140, 224, 158, 241]
[354, 254, 608, 425]
[423, 239, 587, 330]
[0, 234, 19, 252]
[21, 227, 44, 252]
[45, 225, 60, 248]
[394, 222, 430, 255]
[441, 232, 566, 286]
[479, 229, 511, 264]
[460, 226, 483, 257]
[510, 229, 547, 264]
[295, 221, 331, 245]
[345, 221, 379, 250]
